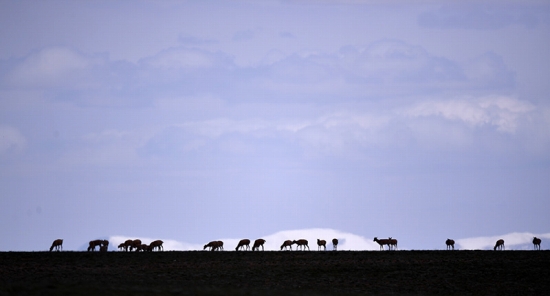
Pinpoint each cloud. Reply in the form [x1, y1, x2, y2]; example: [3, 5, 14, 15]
[456, 232, 550, 250]
[0, 126, 26, 155]
[405, 95, 535, 133]
[110, 228, 381, 251]
[139, 47, 234, 70]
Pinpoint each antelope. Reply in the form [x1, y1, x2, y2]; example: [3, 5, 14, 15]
[235, 239, 251, 251]
[49, 239, 63, 252]
[87, 239, 104, 252]
[533, 237, 541, 250]
[149, 240, 164, 251]
[204, 241, 216, 251]
[446, 239, 455, 250]
[252, 239, 266, 251]
[293, 239, 309, 251]
[121, 239, 133, 251]
[136, 244, 149, 252]
[494, 239, 505, 251]
[118, 243, 126, 251]
[130, 239, 142, 252]
[373, 237, 391, 251]
[280, 240, 293, 251]
[332, 238, 338, 251]
[100, 245, 108, 252]
[388, 237, 398, 250]
[213, 241, 224, 251]
[317, 239, 326, 251]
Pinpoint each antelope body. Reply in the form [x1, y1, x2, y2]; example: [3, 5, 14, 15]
[446, 239, 455, 250]
[317, 239, 326, 251]
[252, 239, 266, 251]
[293, 239, 309, 251]
[373, 237, 391, 251]
[149, 240, 164, 251]
[494, 239, 505, 251]
[533, 237, 541, 250]
[235, 239, 251, 251]
[280, 240, 293, 251]
[49, 239, 63, 252]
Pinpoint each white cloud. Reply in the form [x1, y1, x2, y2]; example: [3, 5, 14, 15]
[110, 228, 381, 251]
[456, 232, 550, 250]
[405, 95, 535, 133]
[0, 126, 26, 155]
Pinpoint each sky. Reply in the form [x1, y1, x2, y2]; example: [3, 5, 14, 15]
[1, 0, 549, 252]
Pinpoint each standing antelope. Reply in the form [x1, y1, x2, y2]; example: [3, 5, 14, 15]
[494, 239, 505, 251]
[533, 237, 541, 250]
[388, 237, 398, 250]
[149, 240, 164, 251]
[118, 243, 126, 251]
[446, 239, 455, 250]
[252, 239, 266, 251]
[280, 240, 293, 251]
[235, 239, 251, 251]
[49, 239, 63, 252]
[293, 239, 309, 251]
[122, 239, 133, 251]
[131, 239, 142, 252]
[332, 238, 338, 251]
[317, 239, 326, 251]
[100, 245, 108, 252]
[87, 239, 104, 252]
[373, 237, 391, 251]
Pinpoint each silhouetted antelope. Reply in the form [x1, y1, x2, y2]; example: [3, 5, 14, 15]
[100, 245, 108, 252]
[446, 239, 455, 250]
[252, 239, 266, 251]
[373, 237, 391, 251]
[130, 239, 142, 252]
[317, 239, 326, 251]
[494, 239, 505, 251]
[235, 239, 250, 251]
[293, 239, 309, 251]
[149, 240, 164, 251]
[533, 237, 541, 250]
[332, 238, 338, 251]
[49, 239, 63, 252]
[87, 239, 104, 252]
[213, 241, 224, 251]
[280, 240, 293, 251]
[388, 237, 398, 250]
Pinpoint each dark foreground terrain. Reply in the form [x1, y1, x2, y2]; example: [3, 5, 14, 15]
[1, 250, 548, 295]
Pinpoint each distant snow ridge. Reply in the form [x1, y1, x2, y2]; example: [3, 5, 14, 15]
[456, 232, 550, 250]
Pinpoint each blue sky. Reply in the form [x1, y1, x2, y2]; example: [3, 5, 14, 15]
[1, 0, 549, 251]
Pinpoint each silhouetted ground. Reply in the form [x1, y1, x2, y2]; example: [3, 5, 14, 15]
[1, 250, 548, 295]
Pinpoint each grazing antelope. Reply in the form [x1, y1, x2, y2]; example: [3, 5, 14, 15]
[235, 239, 251, 251]
[373, 237, 391, 251]
[293, 239, 309, 251]
[121, 239, 133, 251]
[49, 239, 63, 252]
[149, 240, 164, 251]
[446, 239, 455, 250]
[280, 240, 293, 251]
[332, 238, 338, 251]
[213, 241, 224, 251]
[388, 237, 398, 250]
[131, 239, 142, 252]
[204, 241, 216, 251]
[252, 239, 266, 251]
[533, 237, 541, 250]
[118, 243, 126, 251]
[317, 239, 326, 251]
[136, 244, 149, 252]
[87, 239, 104, 252]
[494, 239, 505, 251]
[100, 245, 108, 252]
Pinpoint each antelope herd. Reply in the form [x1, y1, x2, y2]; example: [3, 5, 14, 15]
[48, 237, 543, 252]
